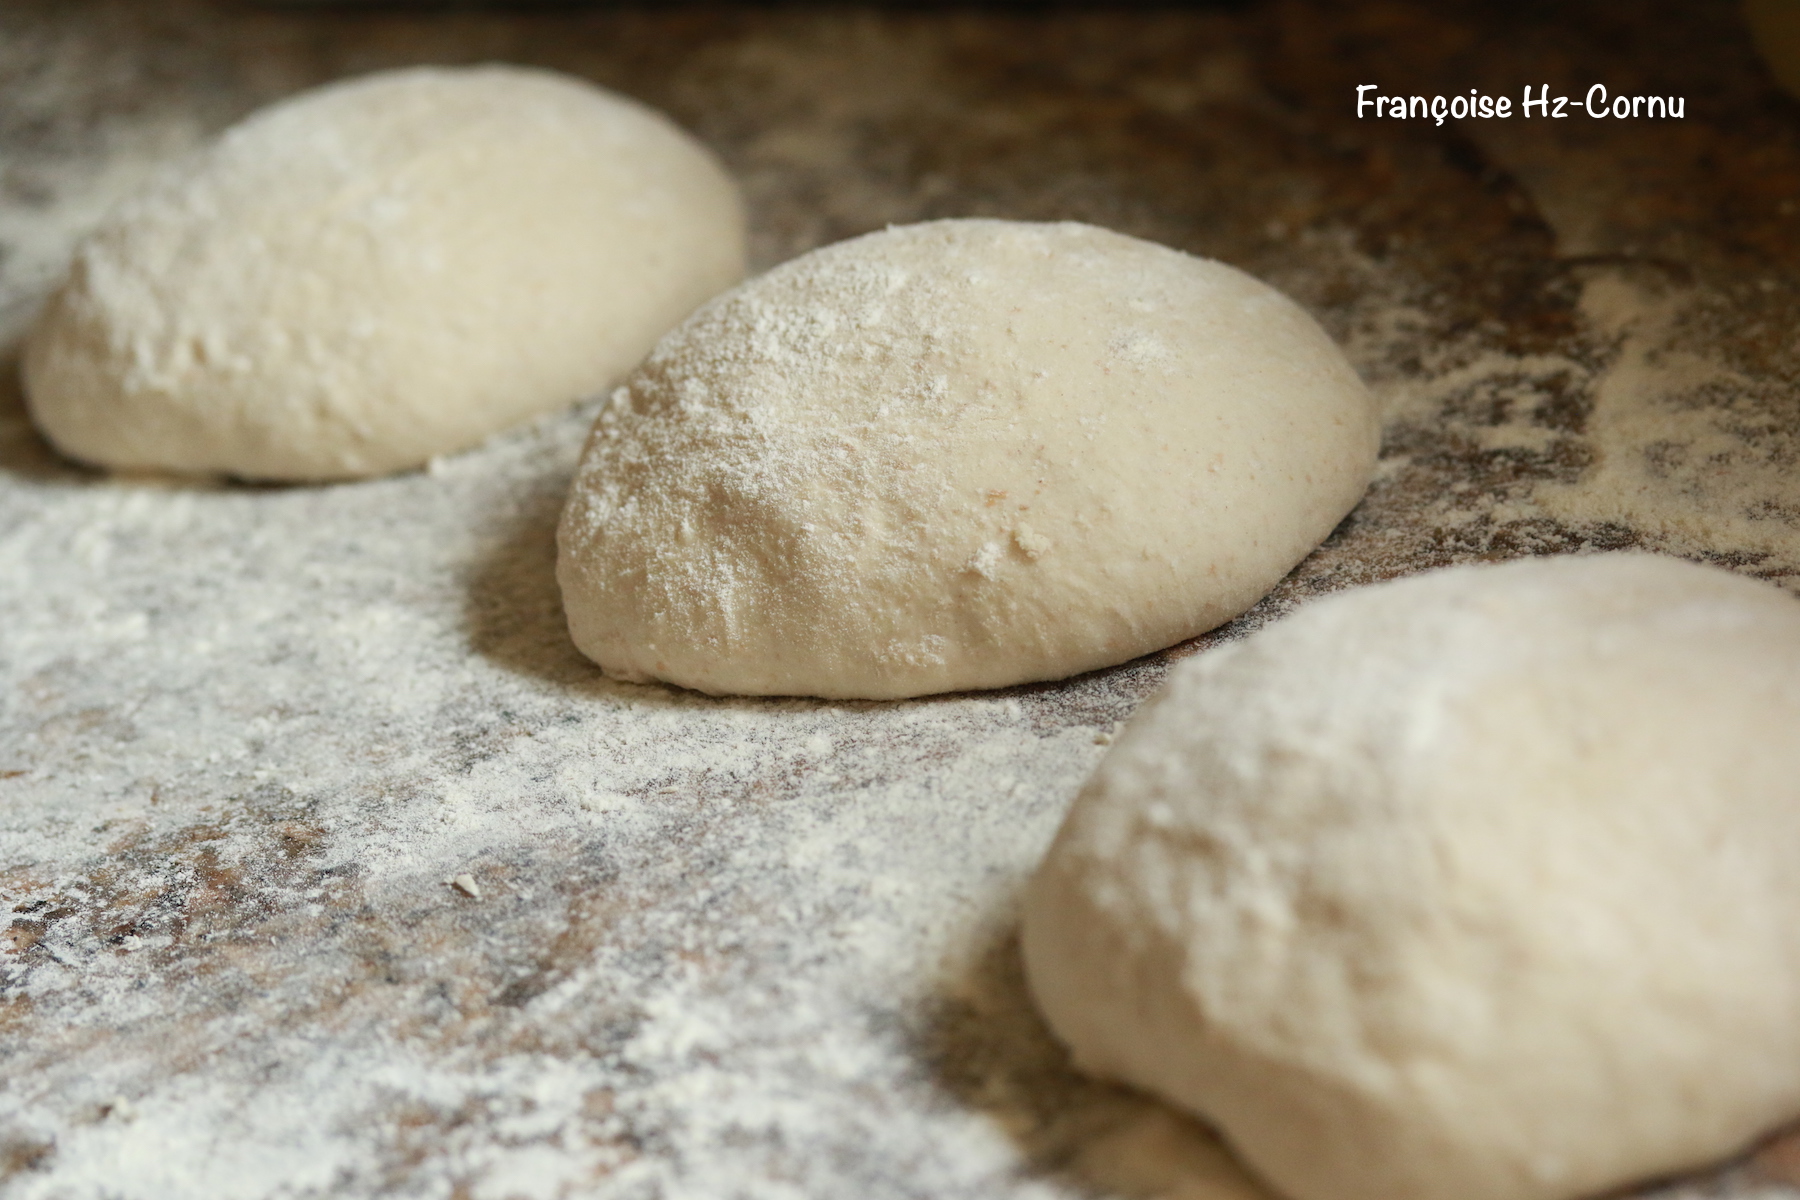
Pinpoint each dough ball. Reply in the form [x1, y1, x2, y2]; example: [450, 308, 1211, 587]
[24, 65, 746, 481]
[556, 219, 1378, 699]
[1022, 554, 1800, 1200]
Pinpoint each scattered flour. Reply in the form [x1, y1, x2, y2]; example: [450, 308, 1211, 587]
[1535, 276, 1800, 568]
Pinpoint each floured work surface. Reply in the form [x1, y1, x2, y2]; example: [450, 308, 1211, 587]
[2, 2, 1799, 1197]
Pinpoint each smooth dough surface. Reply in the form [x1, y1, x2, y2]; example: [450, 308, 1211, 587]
[24, 65, 746, 481]
[1022, 554, 1800, 1200]
[556, 219, 1378, 699]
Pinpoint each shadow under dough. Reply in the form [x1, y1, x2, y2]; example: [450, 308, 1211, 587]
[912, 908, 1274, 1200]
[0, 352, 90, 484]
[461, 473, 602, 689]
[0, 349, 287, 493]
[455, 460, 896, 719]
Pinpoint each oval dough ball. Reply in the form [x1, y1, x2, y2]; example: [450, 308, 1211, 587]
[23, 65, 746, 481]
[556, 219, 1378, 699]
[1022, 554, 1800, 1200]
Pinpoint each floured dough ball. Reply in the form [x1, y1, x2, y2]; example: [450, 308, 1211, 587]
[24, 65, 745, 481]
[556, 219, 1378, 699]
[1022, 554, 1800, 1200]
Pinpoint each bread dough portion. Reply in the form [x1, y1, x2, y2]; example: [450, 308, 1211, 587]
[556, 219, 1378, 699]
[24, 65, 745, 481]
[1022, 554, 1800, 1200]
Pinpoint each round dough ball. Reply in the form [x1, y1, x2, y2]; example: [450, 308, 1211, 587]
[556, 219, 1378, 699]
[24, 65, 746, 481]
[1022, 554, 1800, 1200]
